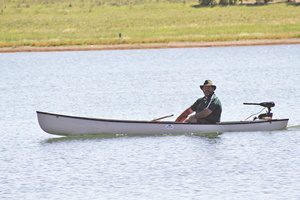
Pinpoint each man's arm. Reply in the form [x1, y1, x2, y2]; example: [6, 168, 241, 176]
[175, 108, 193, 122]
[195, 108, 212, 119]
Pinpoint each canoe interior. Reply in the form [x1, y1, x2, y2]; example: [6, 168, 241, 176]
[37, 111, 288, 125]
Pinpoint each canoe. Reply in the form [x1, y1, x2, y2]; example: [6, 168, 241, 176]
[36, 111, 289, 136]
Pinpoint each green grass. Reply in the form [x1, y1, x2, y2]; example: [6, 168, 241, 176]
[0, 0, 300, 47]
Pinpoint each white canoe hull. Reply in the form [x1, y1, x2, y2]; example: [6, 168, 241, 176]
[37, 111, 289, 136]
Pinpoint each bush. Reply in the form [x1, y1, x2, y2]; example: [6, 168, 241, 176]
[199, 0, 217, 6]
[219, 0, 238, 5]
[199, 0, 238, 6]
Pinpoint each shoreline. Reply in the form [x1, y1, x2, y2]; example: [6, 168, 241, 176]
[1, 38, 300, 53]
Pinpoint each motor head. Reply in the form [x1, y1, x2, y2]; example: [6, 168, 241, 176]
[243, 101, 275, 120]
[258, 102, 275, 108]
[243, 101, 275, 111]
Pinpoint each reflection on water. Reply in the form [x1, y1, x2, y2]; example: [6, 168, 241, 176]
[44, 132, 221, 144]
[43, 134, 123, 143]
[191, 132, 221, 139]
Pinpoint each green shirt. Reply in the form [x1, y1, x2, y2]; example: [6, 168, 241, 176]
[190, 93, 222, 123]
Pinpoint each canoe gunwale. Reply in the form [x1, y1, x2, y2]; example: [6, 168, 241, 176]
[36, 111, 289, 125]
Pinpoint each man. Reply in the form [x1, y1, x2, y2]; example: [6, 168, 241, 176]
[175, 80, 222, 124]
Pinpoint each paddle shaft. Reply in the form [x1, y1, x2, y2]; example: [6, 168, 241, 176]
[151, 114, 174, 122]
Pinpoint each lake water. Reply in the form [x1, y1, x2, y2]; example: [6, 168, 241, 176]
[1, 45, 300, 200]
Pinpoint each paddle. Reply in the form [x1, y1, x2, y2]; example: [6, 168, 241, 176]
[151, 114, 174, 122]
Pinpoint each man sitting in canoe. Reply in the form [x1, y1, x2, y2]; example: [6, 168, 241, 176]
[175, 80, 222, 124]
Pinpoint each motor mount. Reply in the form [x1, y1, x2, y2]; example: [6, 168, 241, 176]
[243, 101, 275, 120]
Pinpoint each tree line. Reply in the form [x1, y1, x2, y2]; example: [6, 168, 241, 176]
[199, 0, 298, 6]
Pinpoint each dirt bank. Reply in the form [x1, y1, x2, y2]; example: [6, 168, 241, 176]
[1, 38, 300, 53]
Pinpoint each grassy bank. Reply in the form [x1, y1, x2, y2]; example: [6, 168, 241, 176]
[0, 0, 300, 47]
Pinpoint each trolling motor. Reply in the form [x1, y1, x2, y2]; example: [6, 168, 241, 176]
[243, 101, 275, 120]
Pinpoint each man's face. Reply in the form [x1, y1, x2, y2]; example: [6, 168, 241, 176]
[202, 86, 214, 96]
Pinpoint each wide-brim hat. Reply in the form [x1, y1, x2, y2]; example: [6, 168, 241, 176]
[200, 80, 216, 90]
